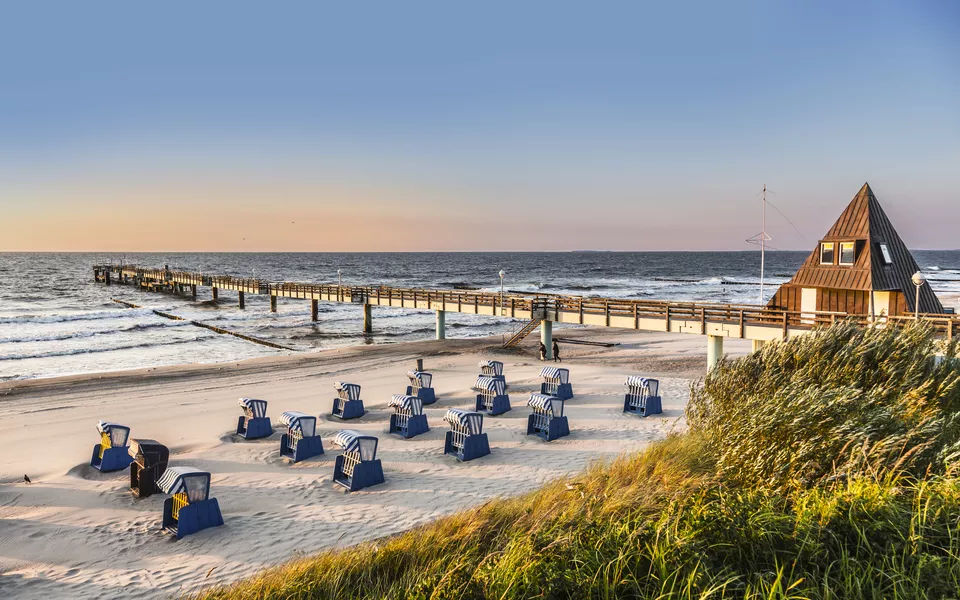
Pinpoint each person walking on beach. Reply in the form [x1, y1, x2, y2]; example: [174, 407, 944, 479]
[553, 340, 561, 362]
[539, 341, 547, 361]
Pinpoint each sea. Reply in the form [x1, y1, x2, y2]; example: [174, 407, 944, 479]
[2, 251, 959, 382]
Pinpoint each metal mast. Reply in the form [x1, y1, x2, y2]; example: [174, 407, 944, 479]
[746, 184, 772, 303]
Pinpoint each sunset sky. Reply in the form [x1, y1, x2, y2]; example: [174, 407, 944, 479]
[1, 1, 958, 252]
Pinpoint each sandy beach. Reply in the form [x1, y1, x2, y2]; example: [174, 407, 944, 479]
[1, 330, 747, 598]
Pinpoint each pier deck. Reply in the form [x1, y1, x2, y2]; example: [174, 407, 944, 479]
[93, 264, 958, 368]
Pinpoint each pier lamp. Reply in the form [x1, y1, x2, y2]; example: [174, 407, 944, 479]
[911, 271, 926, 319]
[499, 269, 505, 315]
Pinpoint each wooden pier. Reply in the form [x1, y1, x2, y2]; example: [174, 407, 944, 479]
[93, 264, 959, 369]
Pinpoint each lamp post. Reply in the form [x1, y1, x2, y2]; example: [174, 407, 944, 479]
[912, 271, 926, 319]
[499, 269, 505, 316]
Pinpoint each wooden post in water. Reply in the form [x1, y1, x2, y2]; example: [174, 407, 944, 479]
[270, 295, 277, 313]
[191, 284, 197, 300]
[212, 287, 219, 301]
[238, 291, 245, 309]
[363, 303, 372, 333]
[311, 299, 319, 321]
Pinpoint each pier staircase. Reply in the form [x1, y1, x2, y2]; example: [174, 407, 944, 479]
[502, 318, 542, 348]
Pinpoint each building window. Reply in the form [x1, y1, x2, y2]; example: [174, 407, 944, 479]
[820, 243, 835, 265]
[878, 243, 893, 264]
[839, 242, 855, 265]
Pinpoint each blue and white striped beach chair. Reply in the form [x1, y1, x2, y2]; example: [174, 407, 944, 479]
[474, 376, 511, 416]
[91, 421, 134, 472]
[623, 376, 662, 417]
[478, 360, 505, 383]
[237, 398, 272, 439]
[539, 367, 573, 400]
[388, 394, 429, 438]
[331, 430, 385, 491]
[405, 370, 436, 404]
[526, 393, 570, 441]
[332, 381, 365, 420]
[158, 467, 224, 539]
[279, 411, 324, 462]
[443, 408, 490, 462]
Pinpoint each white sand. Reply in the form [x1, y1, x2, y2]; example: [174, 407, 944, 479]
[0, 330, 749, 599]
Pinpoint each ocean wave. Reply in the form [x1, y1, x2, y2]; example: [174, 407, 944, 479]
[0, 320, 191, 344]
[0, 335, 206, 362]
[0, 308, 156, 325]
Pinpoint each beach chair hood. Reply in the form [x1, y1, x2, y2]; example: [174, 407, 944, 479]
[157, 467, 210, 502]
[443, 408, 484, 435]
[238, 398, 268, 418]
[332, 430, 378, 461]
[539, 367, 569, 384]
[388, 394, 423, 415]
[626, 376, 659, 396]
[474, 376, 506, 395]
[127, 438, 169, 464]
[334, 381, 362, 400]
[478, 360, 504, 376]
[406, 370, 433, 388]
[97, 421, 130, 447]
[528, 393, 564, 417]
[279, 411, 317, 437]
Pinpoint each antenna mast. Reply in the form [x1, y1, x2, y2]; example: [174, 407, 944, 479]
[746, 184, 772, 303]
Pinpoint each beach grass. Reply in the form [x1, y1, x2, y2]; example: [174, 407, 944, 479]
[195, 322, 960, 600]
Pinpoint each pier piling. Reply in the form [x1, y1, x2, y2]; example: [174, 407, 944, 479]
[436, 309, 446, 340]
[707, 335, 724, 370]
[751, 339, 765, 353]
[270, 295, 277, 313]
[363, 303, 372, 333]
[212, 287, 219, 301]
[191, 284, 197, 300]
[238, 291, 245, 309]
[311, 299, 318, 321]
[541, 320, 553, 360]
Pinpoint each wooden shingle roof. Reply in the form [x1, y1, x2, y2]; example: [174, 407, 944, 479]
[774, 183, 943, 314]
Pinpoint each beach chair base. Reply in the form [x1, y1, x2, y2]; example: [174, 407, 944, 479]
[280, 434, 325, 463]
[389, 414, 430, 438]
[444, 432, 490, 462]
[130, 463, 163, 498]
[623, 395, 662, 417]
[162, 497, 224, 539]
[331, 399, 366, 420]
[333, 457, 385, 491]
[405, 386, 436, 405]
[237, 416, 273, 439]
[541, 383, 574, 400]
[475, 393, 512, 416]
[90, 445, 133, 472]
[526, 415, 570, 442]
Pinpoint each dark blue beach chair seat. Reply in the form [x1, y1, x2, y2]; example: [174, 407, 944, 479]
[443, 408, 490, 462]
[237, 398, 272, 439]
[331, 430, 385, 491]
[623, 376, 662, 417]
[388, 394, 429, 438]
[279, 411, 324, 463]
[539, 367, 573, 400]
[405, 370, 436, 404]
[91, 421, 134, 472]
[474, 376, 511, 416]
[332, 381, 365, 420]
[526, 393, 570, 441]
[158, 467, 224, 539]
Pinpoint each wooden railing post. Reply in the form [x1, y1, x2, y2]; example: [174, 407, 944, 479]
[782, 311, 788, 340]
[665, 305, 671, 332]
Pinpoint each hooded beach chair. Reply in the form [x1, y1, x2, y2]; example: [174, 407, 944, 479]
[91, 421, 134, 472]
[478, 360, 505, 383]
[405, 370, 436, 404]
[332, 381, 365, 420]
[526, 393, 570, 441]
[128, 438, 170, 498]
[388, 394, 429, 438]
[331, 430, 385, 491]
[474, 376, 511, 416]
[158, 467, 224, 539]
[624, 376, 662, 417]
[279, 411, 324, 463]
[539, 367, 573, 400]
[236, 398, 272, 439]
[443, 408, 490, 462]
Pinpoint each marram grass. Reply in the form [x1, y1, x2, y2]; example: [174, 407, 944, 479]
[195, 322, 960, 600]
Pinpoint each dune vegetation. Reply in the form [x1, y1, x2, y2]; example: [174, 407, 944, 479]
[196, 322, 960, 600]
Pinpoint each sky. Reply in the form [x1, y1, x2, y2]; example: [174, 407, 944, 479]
[1, 1, 958, 252]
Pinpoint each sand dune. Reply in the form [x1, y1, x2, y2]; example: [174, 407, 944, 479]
[0, 330, 749, 599]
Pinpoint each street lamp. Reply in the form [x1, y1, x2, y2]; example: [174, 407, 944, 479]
[499, 269, 505, 315]
[912, 271, 926, 319]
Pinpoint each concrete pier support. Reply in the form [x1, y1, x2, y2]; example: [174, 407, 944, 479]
[363, 303, 372, 333]
[436, 309, 446, 340]
[707, 335, 724, 371]
[212, 287, 219, 301]
[105, 272, 111, 286]
[191, 284, 197, 300]
[270, 295, 277, 313]
[751, 339, 766, 353]
[238, 291, 245, 309]
[311, 299, 319, 321]
[541, 320, 553, 360]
